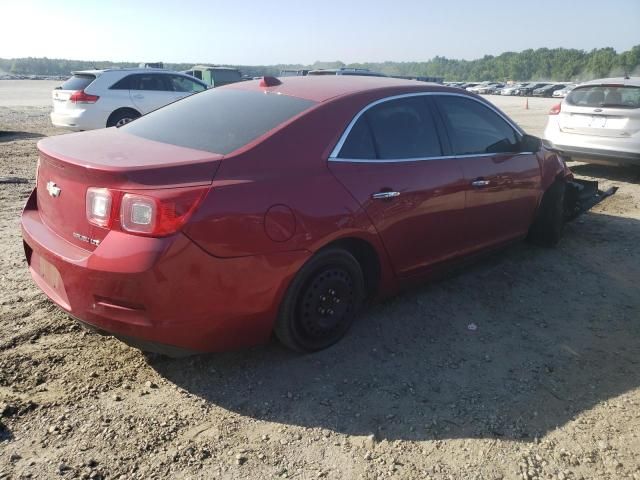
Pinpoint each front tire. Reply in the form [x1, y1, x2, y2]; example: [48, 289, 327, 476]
[528, 181, 566, 247]
[275, 248, 365, 352]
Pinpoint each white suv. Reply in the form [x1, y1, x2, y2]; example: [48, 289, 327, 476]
[544, 77, 640, 167]
[50, 68, 207, 131]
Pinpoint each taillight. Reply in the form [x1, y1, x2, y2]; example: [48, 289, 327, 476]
[121, 194, 155, 234]
[549, 103, 561, 115]
[85, 186, 207, 237]
[69, 90, 100, 104]
[86, 188, 113, 227]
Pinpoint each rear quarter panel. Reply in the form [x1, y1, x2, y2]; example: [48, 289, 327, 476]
[182, 95, 404, 292]
[183, 98, 380, 256]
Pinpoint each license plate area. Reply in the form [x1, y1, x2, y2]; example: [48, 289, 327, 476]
[30, 252, 71, 310]
[568, 114, 607, 128]
[38, 255, 63, 291]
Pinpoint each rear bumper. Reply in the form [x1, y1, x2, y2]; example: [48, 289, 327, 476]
[20, 189, 309, 353]
[50, 110, 105, 131]
[548, 143, 640, 167]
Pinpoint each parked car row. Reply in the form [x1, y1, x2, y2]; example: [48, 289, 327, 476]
[444, 81, 578, 97]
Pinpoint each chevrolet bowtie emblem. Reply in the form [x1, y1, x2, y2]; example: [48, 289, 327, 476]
[46, 181, 61, 198]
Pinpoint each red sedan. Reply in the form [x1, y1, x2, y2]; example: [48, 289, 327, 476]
[22, 76, 576, 354]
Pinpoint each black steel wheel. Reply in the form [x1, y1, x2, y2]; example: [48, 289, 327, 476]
[275, 248, 365, 352]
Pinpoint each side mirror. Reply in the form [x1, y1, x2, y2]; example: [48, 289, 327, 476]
[520, 134, 541, 153]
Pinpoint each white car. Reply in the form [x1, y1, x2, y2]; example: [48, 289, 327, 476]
[543, 77, 640, 166]
[50, 68, 207, 130]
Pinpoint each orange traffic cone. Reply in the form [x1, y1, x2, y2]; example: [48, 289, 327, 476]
[525, 97, 529, 110]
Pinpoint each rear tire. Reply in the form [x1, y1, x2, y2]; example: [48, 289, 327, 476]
[275, 248, 365, 352]
[107, 109, 140, 128]
[528, 180, 566, 247]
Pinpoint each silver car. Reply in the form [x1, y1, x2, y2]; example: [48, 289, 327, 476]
[543, 77, 640, 166]
[500, 83, 527, 96]
[552, 83, 577, 98]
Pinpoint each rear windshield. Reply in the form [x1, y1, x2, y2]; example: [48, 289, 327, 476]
[59, 74, 95, 91]
[566, 85, 640, 109]
[121, 88, 316, 154]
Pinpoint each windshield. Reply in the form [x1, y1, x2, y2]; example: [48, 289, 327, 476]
[122, 88, 316, 154]
[566, 85, 640, 109]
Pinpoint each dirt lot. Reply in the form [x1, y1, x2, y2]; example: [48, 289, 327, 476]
[1, 81, 639, 480]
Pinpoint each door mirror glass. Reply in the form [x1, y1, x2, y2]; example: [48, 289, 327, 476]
[519, 134, 541, 153]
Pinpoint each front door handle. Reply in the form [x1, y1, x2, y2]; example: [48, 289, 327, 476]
[372, 191, 400, 200]
[471, 179, 491, 188]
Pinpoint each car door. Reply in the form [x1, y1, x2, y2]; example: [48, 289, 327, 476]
[328, 95, 468, 277]
[128, 73, 180, 114]
[433, 94, 541, 251]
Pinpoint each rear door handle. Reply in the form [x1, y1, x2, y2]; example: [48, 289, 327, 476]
[471, 179, 491, 187]
[372, 191, 400, 200]
[132, 94, 144, 99]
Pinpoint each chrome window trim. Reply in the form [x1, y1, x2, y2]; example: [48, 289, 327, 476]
[330, 152, 534, 164]
[328, 91, 526, 162]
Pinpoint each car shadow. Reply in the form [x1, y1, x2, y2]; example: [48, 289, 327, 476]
[149, 211, 640, 442]
[569, 162, 640, 184]
[0, 420, 14, 442]
[0, 131, 45, 143]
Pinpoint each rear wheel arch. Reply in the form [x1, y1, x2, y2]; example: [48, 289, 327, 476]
[317, 237, 381, 299]
[106, 108, 141, 128]
[274, 246, 366, 352]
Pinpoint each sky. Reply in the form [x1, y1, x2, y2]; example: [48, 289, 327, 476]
[1, 0, 638, 65]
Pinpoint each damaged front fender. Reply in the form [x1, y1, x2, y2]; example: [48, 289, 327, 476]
[564, 179, 618, 221]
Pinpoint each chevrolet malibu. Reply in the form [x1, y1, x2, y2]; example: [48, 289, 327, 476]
[22, 76, 577, 355]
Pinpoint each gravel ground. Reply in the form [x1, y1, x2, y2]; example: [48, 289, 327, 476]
[1, 82, 639, 480]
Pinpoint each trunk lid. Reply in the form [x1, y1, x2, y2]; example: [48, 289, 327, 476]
[36, 128, 222, 251]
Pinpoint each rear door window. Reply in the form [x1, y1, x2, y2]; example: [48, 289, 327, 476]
[110, 75, 134, 90]
[367, 97, 442, 159]
[121, 89, 316, 155]
[129, 74, 171, 91]
[59, 74, 95, 91]
[435, 96, 519, 155]
[338, 115, 377, 159]
[338, 96, 442, 160]
[566, 85, 640, 109]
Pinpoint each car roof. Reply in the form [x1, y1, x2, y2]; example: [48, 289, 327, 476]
[71, 68, 181, 76]
[577, 77, 640, 87]
[226, 75, 447, 103]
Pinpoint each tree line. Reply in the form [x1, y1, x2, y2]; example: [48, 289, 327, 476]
[1, 45, 638, 81]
